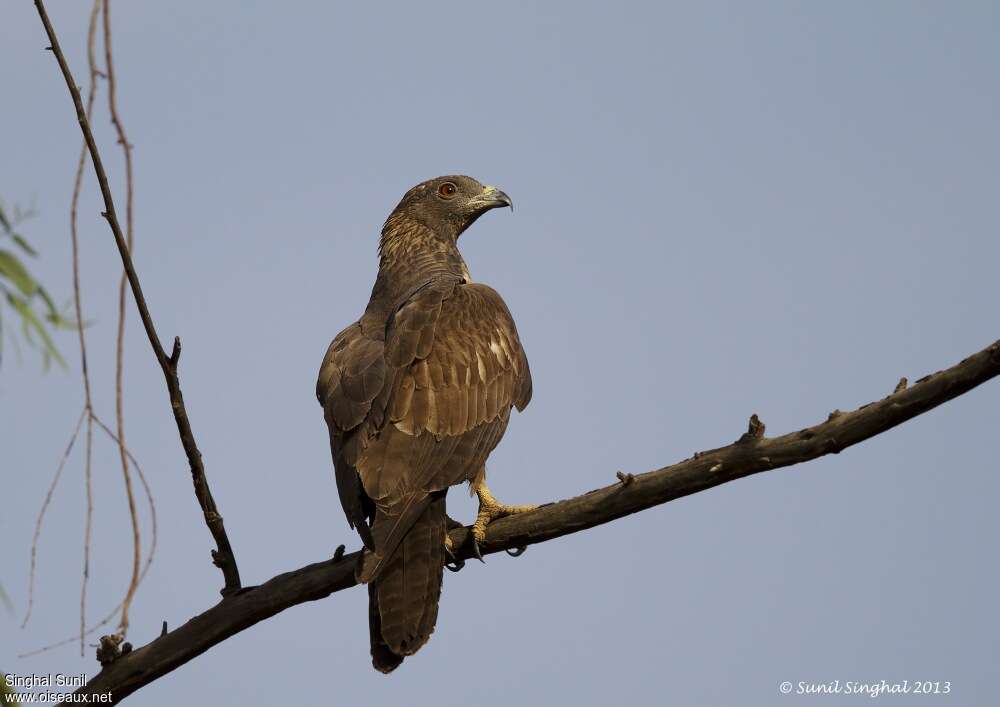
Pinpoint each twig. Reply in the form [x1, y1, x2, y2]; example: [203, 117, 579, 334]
[67, 339, 1000, 704]
[102, 0, 141, 635]
[93, 415, 158, 581]
[19, 416, 157, 660]
[66, 0, 102, 656]
[80, 414, 93, 657]
[22, 408, 85, 629]
[34, 0, 241, 595]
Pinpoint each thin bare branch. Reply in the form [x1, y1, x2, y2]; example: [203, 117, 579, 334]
[22, 408, 85, 629]
[93, 414, 158, 595]
[19, 416, 157, 659]
[67, 0, 100, 410]
[63, 0, 103, 656]
[66, 339, 1000, 705]
[101, 0, 141, 636]
[34, 0, 241, 595]
[80, 413, 93, 657]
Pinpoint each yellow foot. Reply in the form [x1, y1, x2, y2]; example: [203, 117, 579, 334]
[470, 483, 537, 559]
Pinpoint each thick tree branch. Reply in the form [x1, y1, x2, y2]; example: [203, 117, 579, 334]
[33, 0, 240, 594]
[68, 339, 999, 704]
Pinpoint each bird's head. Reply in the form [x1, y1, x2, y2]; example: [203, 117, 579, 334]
[386, 175, 513, 240]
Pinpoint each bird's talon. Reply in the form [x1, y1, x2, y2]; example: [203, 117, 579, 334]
[444, 541, 466, 572]
[506, 546, 527, 557]
[471, 538, 486, 563]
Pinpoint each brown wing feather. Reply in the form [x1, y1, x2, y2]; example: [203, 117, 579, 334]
[356, 282, 530, 503]
[318, 279, 531, 553]
[317, 321, 386, 546]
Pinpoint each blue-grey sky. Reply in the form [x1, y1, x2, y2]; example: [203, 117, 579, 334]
[3, 2, 998, 705]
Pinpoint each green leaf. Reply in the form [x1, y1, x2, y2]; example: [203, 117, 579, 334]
[0, 201, 71, 372]
[10, 233, 38, 257]
[36, 286, 64, 324]
[0, 250, 39, 297]
[7, 293, 66, 369]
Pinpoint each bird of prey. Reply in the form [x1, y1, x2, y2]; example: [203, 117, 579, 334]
[316, 175, 534, 672]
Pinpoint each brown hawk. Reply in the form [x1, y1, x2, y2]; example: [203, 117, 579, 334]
[316, 175, 534, 672]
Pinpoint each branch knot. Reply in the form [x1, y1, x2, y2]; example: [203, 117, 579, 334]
[737, 413, 766, 443]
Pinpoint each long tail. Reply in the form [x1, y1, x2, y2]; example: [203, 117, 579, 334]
[367, 495, 446, 673]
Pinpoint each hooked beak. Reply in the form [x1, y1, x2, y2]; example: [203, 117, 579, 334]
[469, 185, 513, 213]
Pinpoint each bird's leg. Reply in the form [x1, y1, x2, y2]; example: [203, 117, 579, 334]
[470, 481, 536, 560]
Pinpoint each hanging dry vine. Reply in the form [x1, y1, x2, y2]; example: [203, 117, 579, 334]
[102, 0, 142, 636]
[21, 0, 155, 656]
[32, 0, 241, 603]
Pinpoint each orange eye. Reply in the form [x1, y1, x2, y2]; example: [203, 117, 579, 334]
[438, 182, 457, 198]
